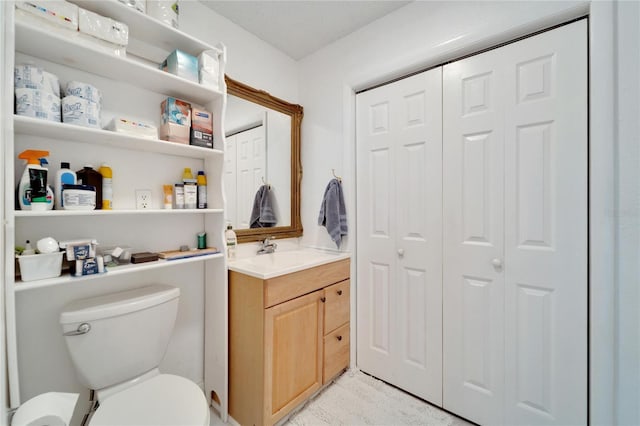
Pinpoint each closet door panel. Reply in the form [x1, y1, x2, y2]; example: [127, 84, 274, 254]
[357, 68, 443, 405]
[443, 51, 505, 426]
[503, 20, 587, 426]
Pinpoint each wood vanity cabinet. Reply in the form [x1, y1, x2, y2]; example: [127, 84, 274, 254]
[229, 258, 350, 426]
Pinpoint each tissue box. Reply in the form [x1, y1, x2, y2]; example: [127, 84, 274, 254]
[198, 50, 220, 90]
[79, 8, 129, 47]
[161, 50, 198, 83]
[17, 252, 63, 282]
[16, 0, 79, 31]
[160, 122, 189, 144]
[60, 239, 97, 261]
[106, 117, 158, 139]
[15, 88, 61, 122]
[147, 1, 179, 29]
[190, 107, 213, 148]
[161, 97, 191, 126]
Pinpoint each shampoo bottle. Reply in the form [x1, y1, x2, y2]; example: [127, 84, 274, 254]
[17, 149, 50, 211]
[98, 164, 113, 210]
[55, 162, 77, 210]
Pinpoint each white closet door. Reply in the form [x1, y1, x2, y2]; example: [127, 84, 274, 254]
[502, 20, 587, 426]
[443, 20, 587, 425]
[442, 48, 506, 425]
[356, 68, 443, 405]
[236, 125, 266, 228]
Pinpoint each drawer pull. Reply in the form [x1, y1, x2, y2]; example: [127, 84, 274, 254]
[320, 297, 326, 303]
[336, 335, 342, 341]
[337, 290, 343, 295]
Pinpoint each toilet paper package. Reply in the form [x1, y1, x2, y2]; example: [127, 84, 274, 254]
[106, 117, 158, 140]
[76, 32, 127, 57]
[16, 1, 79, 31]
[43, 71, 60, 97]
[199, 69, 219, 91]
[147, 1, 179, 29]
[14, 64, 44, 90]
[15, 88, 61, 122]
[65, 81, 102, 105]
[62, 95, 101, 128]
[79, 8, 129, 47]
[198, 50, 220, 90]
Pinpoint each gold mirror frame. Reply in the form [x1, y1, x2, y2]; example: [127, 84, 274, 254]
[225, 75, 303, 243]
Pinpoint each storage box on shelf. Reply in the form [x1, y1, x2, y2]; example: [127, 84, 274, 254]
[5, 1, 230, 419]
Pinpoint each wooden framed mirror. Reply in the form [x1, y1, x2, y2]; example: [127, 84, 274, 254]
[224, 75, 303, 243]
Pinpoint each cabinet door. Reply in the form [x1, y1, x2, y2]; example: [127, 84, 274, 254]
[264, 290, 323, 425]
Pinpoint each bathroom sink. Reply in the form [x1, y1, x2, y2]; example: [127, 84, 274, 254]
[228, 248, 350, 279]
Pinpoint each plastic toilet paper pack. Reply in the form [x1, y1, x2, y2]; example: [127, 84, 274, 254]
[16, 1, 79, 31]
[15, 64, 44, 90]
[43, 71, 60, 97]
[15, 88, 61, 122]
[62, 95, 101, 128]
[65, 81, 102, 105]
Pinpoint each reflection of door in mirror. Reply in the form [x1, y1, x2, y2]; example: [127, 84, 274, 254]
[224, 94, 291, 230]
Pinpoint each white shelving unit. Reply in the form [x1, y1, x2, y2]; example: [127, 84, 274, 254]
[3, 0, 229, 420]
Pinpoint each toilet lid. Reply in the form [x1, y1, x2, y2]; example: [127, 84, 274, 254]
[90, 374, 209, 426]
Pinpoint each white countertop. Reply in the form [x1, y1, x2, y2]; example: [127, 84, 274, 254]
[227, 248, 351, 279]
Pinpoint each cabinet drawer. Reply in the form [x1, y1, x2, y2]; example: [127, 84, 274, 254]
[323, 279, 350, 333]
[323, 323, 349, 384]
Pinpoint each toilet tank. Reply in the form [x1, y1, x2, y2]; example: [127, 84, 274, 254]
[59, 284, 180, 390]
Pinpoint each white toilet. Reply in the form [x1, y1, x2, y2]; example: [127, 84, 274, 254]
[58, 284, 210, 426]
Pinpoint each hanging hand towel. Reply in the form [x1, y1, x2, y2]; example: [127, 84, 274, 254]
[318, 178, 348, 248]
[250, 184, 277, 228]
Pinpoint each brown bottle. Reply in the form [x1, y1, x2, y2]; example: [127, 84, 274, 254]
[76, 165, 103, 209]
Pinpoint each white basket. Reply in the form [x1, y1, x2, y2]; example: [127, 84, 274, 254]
[18, 252, 63, 282]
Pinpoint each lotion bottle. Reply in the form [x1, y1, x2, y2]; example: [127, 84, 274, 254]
[55, 162, 77, 210]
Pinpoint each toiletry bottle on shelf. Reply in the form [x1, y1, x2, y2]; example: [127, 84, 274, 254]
[22, 240, 35, 255]
[55, 162, 76, 210]
[183, 167, 197, 209]
[39, 158, 54, 210]
[163, 185, 173, 209]
[197, 171, 207, 209]
[225, 224, 237, 260]
[76, 165, 103, 209]
[98, 164, 113, 210]
[17, 149, 50, 211]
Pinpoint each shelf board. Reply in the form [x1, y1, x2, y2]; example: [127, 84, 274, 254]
[67, 0, 220, 59]
[14, 252, 224, 292]
[14, 116, 223, 159]
[15, 21, 222, 105]
[14, 208, 224, 218]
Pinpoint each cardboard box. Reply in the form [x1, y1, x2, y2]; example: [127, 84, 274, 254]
[160, 49, 198, 83]
[160, 122, 189, 144]
[190, 107, 213, 148]
[161, 97, 191, 126]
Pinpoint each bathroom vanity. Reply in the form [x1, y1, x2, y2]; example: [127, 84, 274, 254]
[228, 250, 350, 426]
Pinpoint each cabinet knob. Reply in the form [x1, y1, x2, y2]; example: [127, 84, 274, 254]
[398, 249, 405, 257]
[337, 290, 343, 296]
[320, 297, 326, 303]
[492, 258, 503, 269]
[337, 335, 342, 341]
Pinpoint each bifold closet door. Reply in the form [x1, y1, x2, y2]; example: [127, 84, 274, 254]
[443, 20, 587, 425]
[356, 68, 443, 405]
[235, 125, 266, 228]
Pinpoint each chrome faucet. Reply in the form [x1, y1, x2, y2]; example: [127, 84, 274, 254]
[257, 236, 277, 255]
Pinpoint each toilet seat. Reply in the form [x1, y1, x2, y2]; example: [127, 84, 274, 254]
[89, 374, 210, 426]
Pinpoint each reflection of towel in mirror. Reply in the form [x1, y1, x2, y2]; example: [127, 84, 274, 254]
[318, 178, 348, 248]
[250, 185, 277, 228]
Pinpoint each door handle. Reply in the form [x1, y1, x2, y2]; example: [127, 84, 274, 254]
[397, 249, 405, 257]
[491, 258, 503, 269]
[63, 322, 91, 336]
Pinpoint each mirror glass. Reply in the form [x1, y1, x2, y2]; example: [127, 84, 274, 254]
[224, 76, 303, 242]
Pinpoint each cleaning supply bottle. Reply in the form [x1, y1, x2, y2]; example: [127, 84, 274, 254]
[17, 149, 50, 211]
[225, 224, 237, 259]
[98, 164, 113, 210]
[55, 162, 77, 210]
[76, 165, 103, 209]
[197, 171, 207, 209]
[39, 158, 54, 210]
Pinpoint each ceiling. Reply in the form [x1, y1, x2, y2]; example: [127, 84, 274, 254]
[199, 1, 412, 60]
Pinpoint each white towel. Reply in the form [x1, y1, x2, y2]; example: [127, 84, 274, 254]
[318, 179, 348, 248]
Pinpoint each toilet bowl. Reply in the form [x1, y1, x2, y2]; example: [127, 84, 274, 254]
[57, 284, 209, 425]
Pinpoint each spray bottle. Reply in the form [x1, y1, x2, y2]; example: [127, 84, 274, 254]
[17, 149, 50, 211]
